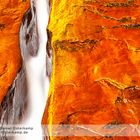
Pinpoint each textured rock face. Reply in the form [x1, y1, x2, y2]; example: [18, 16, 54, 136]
[42, 0, 140, 139]
[0, 0, 29, 103]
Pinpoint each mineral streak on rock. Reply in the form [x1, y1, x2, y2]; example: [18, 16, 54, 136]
[0, 0, 29, 103]
[0, 65, 27, 124]
[42, 0, 140, 139]
[20, 2, 39, 58]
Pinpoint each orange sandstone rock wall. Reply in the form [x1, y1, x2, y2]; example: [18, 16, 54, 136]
[42, 0, 140, 139]
[0, 0, 29, 102]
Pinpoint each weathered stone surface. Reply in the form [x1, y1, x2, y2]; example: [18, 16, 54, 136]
[0, 0, 29, 103]
[42, 0, 140, 139]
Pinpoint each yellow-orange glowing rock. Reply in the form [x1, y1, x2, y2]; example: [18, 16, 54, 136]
[43, 0, 140, 139]
[0, 0, 29, 102]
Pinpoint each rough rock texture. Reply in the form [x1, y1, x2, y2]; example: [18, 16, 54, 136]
[42, 0, 140, 139]
[0, 0, 29, 103]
